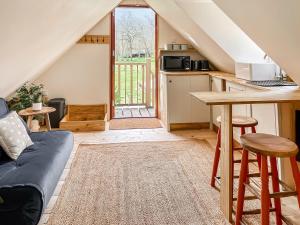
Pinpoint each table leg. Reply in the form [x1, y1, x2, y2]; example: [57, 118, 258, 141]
[27, 115, 33, 129]
[220, 104, 233, 222]
[45, 113, 51, 131]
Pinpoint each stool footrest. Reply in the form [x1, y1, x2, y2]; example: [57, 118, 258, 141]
[233, 159, 257, 164]
[233, 195, 257, 201]
[245, 182, 298, 200]
[248, 172, 272, 177]
[243, 208, 276, 215]
[233, 172, 270, 179]
[271, 191, 297, 199]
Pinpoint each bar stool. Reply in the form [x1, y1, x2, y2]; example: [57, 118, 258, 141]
[211, 115, 259, 188]
[235, 133, 300, 225]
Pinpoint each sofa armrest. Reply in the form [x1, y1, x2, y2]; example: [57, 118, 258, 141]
[0, 186, 43, 225]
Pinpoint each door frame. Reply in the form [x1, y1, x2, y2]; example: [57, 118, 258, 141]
[110, 5, 159, 119]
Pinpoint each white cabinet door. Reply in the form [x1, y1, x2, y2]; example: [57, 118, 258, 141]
[226, 81, 251, 141]
[251, 104, 278, 135]
[167, 76, 190, 123]
[159, 74, 168, 127]
[190, 76, 210, 122]
[226, 82, 250, 117]
[212, 77, 223, 125]
[245, 86, 278, 135]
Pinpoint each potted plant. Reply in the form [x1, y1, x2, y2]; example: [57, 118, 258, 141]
[31, 85, 43, 111]
[9, 83, 45, 112]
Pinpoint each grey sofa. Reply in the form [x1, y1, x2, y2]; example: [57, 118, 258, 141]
[0, 98, 74, 225]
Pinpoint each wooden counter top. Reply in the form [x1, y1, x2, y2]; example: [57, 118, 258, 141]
[160, 70, 298, 91]
[191, 89, 300, 105]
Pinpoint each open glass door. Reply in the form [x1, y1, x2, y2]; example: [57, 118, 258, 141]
[111, 7, 157, 119]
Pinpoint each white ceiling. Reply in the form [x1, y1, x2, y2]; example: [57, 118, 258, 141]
[145, 0, 235, 72]
[174, 0, 266, 63]
[0, 0, 121, 97]
[213, 0, 300, 84]
[1, 0, 300, 97]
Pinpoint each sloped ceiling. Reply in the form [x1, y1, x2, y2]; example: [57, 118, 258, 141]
[4, 0, 299, 98]
[145, 0, 235, 72]
[174, 0, 266, 63]
[0, 0, 121, 97]
[213, 0, 300, 84]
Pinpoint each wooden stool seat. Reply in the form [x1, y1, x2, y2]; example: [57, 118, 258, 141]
[236, 133, 300, 225]
[211, 115, 259, 189]
[216, 115, 258, 128]
[241, 133, 298, 157]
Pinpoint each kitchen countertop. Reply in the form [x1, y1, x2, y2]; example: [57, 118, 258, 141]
[160, 70, 299, 91]
[191, 89, 300, 105]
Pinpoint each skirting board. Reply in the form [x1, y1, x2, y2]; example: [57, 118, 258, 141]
[170, 122, 209, 131]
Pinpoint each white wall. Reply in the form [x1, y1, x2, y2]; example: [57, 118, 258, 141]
[158, 17, 187, 49]
[175, 0, 265, 63]
[36, 13, 196, 117]
[36, 15, 111, 107]
[158, 17, 206, 60]
[213, 0, 300, 84]
[145, 0, 234, 72]
[0, 0, 121, 98]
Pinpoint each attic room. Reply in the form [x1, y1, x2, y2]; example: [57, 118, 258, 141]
[1, 0, 300, 224]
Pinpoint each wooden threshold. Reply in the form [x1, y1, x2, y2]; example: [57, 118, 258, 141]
[170, 122, 210, 131]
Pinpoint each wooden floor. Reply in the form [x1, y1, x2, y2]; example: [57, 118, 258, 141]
[39, 128, 300, 225]
[114, 106, 155, 118]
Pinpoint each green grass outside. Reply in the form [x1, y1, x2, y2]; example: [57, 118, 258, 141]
[114, 57, 155, 105]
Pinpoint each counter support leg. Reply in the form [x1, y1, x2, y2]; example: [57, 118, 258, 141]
[220, 104, 233, 222]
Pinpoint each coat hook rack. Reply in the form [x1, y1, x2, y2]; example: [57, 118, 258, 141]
[78, 35, 110, 44]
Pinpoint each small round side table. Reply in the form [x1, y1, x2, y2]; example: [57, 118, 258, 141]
[18, 107, 56, 131]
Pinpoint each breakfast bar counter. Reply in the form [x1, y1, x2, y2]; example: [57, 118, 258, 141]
[190, 89, 300, 222]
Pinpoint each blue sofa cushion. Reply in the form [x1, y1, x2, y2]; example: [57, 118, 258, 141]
[0, 130, 74, 225]
[0, 98, 9, 117]
[0, 98, 9, 160]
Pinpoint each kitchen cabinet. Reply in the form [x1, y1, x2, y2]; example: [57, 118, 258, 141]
[211, 77, 224, 126]
[224, 82, 278, 139]
[226, 81, 251, 118]
[226, 81, 251, 141]
[160, 73, 210, 131]
[246, 86, 278, 135]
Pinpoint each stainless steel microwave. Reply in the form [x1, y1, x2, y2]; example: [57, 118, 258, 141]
[160, 56, 191, 71]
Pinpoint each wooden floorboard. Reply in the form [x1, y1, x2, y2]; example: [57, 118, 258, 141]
[148, 108, 155, 117]
[131, 108, 141, 117]
[139, 108, 150, 117]
[114, 107, 155, 118]
[123, 108, 132, 118]
[115, 109, 124, 118]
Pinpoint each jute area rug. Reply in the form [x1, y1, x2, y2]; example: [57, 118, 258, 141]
[109, 118, 162, 130]
[47, 140, 260, 225]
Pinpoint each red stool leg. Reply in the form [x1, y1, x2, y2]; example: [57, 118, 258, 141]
[211, 127, 221, 187]
[261, 155, 270, 225]
[270, 157, 282, 225]
[256, 153, 262, 171]
[240, 127, 250, 184]
[290, 156, 300, 207]
[251, 126, 256, 133]
[235, 149, 249, 225]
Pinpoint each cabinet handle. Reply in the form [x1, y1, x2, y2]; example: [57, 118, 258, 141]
[169, 80, 172, 83]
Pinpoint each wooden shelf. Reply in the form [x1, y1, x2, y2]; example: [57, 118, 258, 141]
[159, 49, 197, 53]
